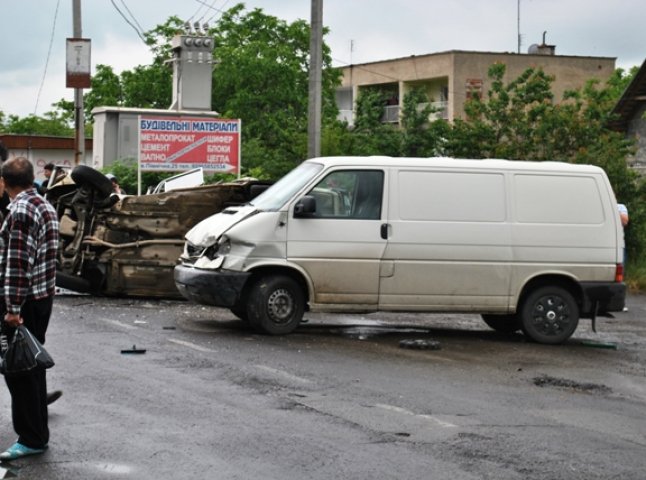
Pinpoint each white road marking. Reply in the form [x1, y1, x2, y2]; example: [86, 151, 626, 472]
[375, 403, 457, 428]
[167, 338, 217, 353]
[103, 319, 138, 330]
[253, 365, 313, 384]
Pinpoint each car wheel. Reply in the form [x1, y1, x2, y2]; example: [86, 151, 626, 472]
[481, 314, 521, 333]
[519, 286, 579, 344]
[71, 165, 114, 198]
[247, 275, 305, 335]
[230, 303, 249, 323]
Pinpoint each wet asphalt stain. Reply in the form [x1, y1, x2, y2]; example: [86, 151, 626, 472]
[532, 375, 612, 394]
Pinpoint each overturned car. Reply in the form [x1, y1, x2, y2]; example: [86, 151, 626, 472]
[53, 165, 269, 298]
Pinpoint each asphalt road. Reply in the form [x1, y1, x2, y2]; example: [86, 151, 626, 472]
[0, 293, 645, 479]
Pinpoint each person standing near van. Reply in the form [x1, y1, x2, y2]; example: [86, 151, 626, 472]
[0, 157, 59, 460]
[618, 203, 629, 263]
[618, 203, 629, 312]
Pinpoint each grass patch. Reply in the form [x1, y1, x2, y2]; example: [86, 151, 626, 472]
[625, 257, 646, 292]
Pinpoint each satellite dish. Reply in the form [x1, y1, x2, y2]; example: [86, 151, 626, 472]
[528, 44, 540, 54]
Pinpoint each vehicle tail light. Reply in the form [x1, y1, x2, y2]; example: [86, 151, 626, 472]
[615, 263, 624, 283]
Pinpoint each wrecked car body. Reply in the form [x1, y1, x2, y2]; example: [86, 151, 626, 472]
[53, 165, 269, 298]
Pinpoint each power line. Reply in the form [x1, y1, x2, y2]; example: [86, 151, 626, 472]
[198, 0, 224, 23]
[34, 0, 61, 116]
[110, 0, 146, 43]
[187, 0, 207, 23]
[119, 0, 145, 34]
[201, 0, 231, 24]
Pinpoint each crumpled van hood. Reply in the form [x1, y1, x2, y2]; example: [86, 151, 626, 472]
[184, 205, 258, 247]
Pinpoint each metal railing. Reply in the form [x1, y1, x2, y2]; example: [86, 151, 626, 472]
[337, 109, 354, 126]
[418, 101, 448, 121]
[381, 105, 400, 123]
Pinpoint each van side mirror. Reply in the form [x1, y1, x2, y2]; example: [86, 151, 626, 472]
[294, 195, 316, 218]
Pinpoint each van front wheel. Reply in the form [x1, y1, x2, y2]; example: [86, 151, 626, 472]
[247, 275, 305, 335]
[520, 286, 579, 344]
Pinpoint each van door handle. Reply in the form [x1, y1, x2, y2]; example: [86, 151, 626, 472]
[380, 223, 389, 239]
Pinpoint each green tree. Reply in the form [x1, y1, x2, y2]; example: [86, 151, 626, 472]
[84, 64, 123, 116]
[0, 111, 73, 136]
[399, 88, 451, 157]
[348, 89, 401, 156]
[137, 7, 340, 178]
[209, 5, 340, 174]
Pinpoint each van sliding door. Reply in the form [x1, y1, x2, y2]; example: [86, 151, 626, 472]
[379, 168, 512, 311]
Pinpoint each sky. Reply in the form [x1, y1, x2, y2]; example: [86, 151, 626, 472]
[1, 0, 645, 118]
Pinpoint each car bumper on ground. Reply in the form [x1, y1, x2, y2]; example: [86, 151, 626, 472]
[174, 264, 250, 307]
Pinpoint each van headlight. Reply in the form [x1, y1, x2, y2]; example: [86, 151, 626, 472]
[204, 236, 230, 260]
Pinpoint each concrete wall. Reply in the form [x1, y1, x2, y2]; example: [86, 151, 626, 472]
[0, 134, 93, 183]
[626, 103, 646, 174]
[5, 148, 91, 183]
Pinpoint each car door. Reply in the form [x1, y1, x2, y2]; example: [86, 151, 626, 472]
[287, 169, 387, 306]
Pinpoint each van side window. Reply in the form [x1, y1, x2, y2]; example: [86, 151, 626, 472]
[308, 170, 384, 219]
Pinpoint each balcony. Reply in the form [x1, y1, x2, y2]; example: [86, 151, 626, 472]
[418, 101, 448, 121]
[337, 109, 354, 126]
[381, 105, 400, 123]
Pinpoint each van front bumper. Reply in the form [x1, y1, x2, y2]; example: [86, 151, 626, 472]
[580, 282, 626, 315]
[174, 264, 250, 307]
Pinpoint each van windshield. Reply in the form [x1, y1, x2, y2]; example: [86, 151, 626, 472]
[250, 162, 324, 211]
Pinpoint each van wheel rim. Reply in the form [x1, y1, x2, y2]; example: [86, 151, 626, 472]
[531, 295, 571, 336]
[267, 288, 294, 324]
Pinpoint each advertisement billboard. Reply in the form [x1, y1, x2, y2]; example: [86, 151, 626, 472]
[138, 116, 241, 174]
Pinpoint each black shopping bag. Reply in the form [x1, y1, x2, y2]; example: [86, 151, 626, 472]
[0, 325, 55, 377]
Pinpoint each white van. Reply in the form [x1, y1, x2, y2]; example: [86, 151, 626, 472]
[174, 157, 626, 344]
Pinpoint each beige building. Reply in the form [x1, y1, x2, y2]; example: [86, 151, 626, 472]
[336, 49, 616, 126]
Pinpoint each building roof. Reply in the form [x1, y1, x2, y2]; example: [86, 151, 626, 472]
[337, 49, 616, 69]
[0, 133, 92, 150]
[608, 58, 646, 131]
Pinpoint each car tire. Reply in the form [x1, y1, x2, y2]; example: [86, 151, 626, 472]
[230, 304, 249, 323]
[519, 286, 579, 344]
[71, 165, 114, 198]
[247, 275, 305, 335]
[56, 271, 91, 293]
[481, 314, 521, 333]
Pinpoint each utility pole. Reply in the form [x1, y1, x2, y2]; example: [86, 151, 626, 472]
[73, 0, 85, 165]
[307, 0, 323, 159]
[517, 0, 521, 54]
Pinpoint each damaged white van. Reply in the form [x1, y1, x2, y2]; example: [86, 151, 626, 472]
[174, 157, 626, 344]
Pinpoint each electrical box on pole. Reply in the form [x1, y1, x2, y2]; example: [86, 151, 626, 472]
[169, 33, 214, 111]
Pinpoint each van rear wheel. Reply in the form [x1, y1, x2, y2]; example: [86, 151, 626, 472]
[247, 275, 305, 335]
[481, 314, 521, 333]
[520, 286, 579, 344]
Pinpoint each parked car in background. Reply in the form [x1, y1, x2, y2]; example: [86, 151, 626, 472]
[53, 165, 270, 298]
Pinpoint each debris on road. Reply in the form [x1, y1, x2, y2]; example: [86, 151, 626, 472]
[532, 375, 612, 394]
[121, 345, 147, 354]
[581, 340, 618, 349]
[399, 339, 441, 350]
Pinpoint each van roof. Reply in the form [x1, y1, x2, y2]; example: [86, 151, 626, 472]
[307, 156, 605, 174]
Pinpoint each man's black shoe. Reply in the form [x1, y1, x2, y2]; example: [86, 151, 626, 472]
[47, 390, 63, 405]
